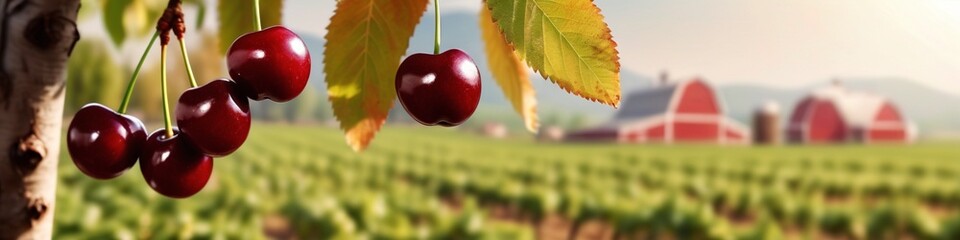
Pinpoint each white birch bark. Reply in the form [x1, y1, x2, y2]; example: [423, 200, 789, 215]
[0, 0, 80, 239]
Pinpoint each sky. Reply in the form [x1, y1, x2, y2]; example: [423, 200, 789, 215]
[599, 1, 960, 94]
[79, 0, 960, 95]
[281, 0, 960, 95]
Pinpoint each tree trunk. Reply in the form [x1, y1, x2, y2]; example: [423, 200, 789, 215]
[0, 0, 80, 239]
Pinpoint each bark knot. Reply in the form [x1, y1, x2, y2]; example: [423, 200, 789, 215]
[11, 130, 46, 173]
[26, 196, 49, 221]
[24, 11, 71, 50]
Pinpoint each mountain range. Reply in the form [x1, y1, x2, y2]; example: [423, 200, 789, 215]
[295, 11, 960, 138]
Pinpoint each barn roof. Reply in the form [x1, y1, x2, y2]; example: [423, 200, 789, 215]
[808, 85, 892, 126]
[613, 83, 679, 122]
[568, 78, 752, 143]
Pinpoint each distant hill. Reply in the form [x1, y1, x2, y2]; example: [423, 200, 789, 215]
[298, 33, 326, 90]
[718, 84, 804, 124]
[841, 79, 960, 137]
[294, 13, 960, 138]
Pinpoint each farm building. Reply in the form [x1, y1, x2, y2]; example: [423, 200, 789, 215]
[567, 78, 750, 144]
[786, 84, 914, 144]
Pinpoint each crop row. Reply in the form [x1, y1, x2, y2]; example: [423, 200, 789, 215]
[54, 125, 960, 239]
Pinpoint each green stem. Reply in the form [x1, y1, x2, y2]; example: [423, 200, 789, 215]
[160, 45, 174, 138]
[119, 31, 159, 114]
[178, 39, 198, 88]
[434, 0, 440, 54]
[253, 0, 262, 31]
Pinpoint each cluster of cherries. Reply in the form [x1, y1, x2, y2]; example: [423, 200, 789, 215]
[68, 0, 484, 199]
[67, 1, 310, 198]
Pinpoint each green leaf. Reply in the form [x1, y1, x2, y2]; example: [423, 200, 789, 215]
[101, 0, 161, 47]
[217, 0, 284, 54]
[102, 0, 132, 46]
[324, 0, 430, 151]
[485, 0, 621, 107]
[479, 7, 538, 133]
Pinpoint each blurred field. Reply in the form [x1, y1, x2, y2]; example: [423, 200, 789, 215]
[54, 124, 960, 239]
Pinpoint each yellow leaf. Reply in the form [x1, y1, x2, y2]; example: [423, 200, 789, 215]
[479, 7, 539, 133]
[325, 0, 429, 151]
[485, 0, 621, 107]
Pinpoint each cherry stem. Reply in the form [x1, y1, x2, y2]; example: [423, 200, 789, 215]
[253, 0, 262, 31]
[434, 0, 440, 54]
[119, 31, 159, 114]
[160, 45, 174, 138]
[178, 39, 198, 88]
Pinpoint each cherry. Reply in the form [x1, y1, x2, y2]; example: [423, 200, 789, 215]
[176, 79, 251, 157]
[227, 26, 311, 102]
[395, 49, 481, 127]
[140, 128, 213, 198]
[66, 104, 146, 179]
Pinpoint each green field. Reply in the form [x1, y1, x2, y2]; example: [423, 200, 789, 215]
[54, 124, 960, 239]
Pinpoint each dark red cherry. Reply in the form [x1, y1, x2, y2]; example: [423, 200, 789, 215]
[227, 26, 311, 102]
[395, 49, 481, 127]
[67, 103, 146, 179]
[176, 79, 251, 157]
[140, 128, 213, 198]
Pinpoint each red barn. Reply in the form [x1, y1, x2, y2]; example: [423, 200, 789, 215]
[567, 78, 749, 144]
[787, 85, 913, 144]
